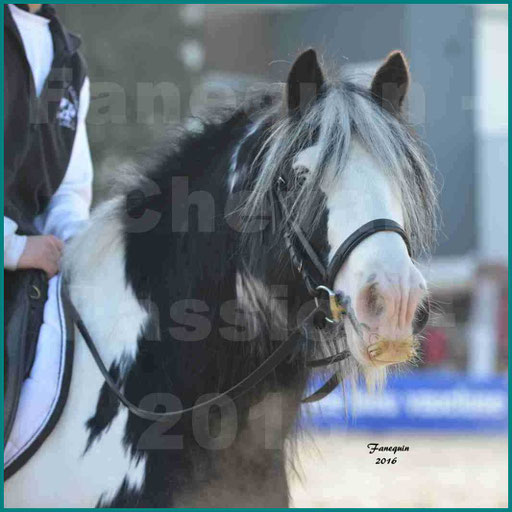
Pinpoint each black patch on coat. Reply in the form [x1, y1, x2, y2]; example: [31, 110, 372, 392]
[83, 361, 122, 454]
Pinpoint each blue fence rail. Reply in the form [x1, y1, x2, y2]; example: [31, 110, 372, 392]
[303, 371, 508, 432]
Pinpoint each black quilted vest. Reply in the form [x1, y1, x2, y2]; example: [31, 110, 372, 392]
[4, 4, 87, 236]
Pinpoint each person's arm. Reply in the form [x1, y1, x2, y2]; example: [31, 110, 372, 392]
[4, 217, 27, 270]
[35, 77, 93, 241]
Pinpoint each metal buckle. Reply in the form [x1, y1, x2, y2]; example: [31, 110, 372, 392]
[29, 285, 42, 300]
[315, 285, 346, 323]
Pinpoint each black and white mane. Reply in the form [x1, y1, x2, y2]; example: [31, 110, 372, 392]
[59, 51, 437, 507]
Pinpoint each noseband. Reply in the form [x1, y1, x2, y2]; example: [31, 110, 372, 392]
[63, 177, 429, 422]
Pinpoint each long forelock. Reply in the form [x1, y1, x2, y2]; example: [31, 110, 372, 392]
[239, 78, 438, 258]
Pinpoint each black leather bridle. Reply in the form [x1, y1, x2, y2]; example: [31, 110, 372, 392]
[63, 176, 429, 422]
[272, 177, 429, 401]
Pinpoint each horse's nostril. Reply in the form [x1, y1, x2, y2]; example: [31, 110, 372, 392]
[361, 283, 385, 318]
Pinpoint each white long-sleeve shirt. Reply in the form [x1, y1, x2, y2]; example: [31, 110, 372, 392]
[4, 4, 93, 270]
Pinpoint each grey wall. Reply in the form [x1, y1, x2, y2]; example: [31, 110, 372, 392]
[405, 5, 476, 257]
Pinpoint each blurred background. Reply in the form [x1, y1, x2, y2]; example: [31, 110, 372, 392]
[58, 4, 508, 508]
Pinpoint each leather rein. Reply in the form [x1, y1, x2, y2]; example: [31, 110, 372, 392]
[63, 177, 428, 422]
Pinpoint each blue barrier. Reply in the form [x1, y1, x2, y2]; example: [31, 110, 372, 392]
[302, 371, 508, 432]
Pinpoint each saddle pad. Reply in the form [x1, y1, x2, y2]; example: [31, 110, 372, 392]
[4, 274, 74, 480]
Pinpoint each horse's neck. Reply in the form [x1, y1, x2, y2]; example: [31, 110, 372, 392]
[65, 110, 307, 413]
[56, 119, 308, 507]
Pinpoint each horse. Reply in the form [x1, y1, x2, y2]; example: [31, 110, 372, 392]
[4, 49, 437, 507]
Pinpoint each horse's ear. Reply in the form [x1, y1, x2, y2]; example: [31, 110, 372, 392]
[371, 51, 410, 115]
[286, 49, 325, 116]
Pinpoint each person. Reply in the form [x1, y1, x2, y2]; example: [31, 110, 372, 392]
[5, 3, 93, 277]
[4, 3, 93, 442]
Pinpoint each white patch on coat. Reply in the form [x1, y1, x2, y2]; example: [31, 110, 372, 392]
[4, 198, 148, 507]
[320, 139, 405, 258]
[65, 198, 148, 363]
[293, 138, 420, 383]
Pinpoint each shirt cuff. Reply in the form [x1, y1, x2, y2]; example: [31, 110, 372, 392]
[57, 219, 87, 242]
[4, 233, 27, 270]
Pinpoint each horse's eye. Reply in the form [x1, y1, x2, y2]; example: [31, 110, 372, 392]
[294, 165, 309, 185]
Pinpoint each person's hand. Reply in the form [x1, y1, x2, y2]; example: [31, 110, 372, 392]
[17, 235, 64, 278]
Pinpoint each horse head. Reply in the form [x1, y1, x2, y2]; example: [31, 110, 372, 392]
[235, 49, 437, 387]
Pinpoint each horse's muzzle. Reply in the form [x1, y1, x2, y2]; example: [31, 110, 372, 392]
[367, 337, 417, 365]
